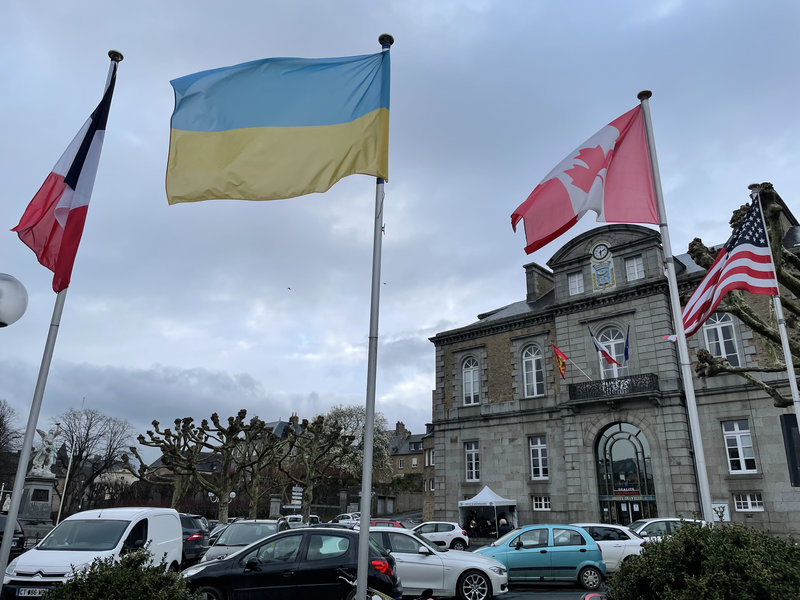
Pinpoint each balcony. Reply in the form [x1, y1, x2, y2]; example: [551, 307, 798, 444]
[567, 373, 661, 409]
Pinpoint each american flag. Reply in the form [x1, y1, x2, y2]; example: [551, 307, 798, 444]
[682, 199, 778, 337]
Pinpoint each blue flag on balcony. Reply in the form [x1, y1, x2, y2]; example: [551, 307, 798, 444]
[624, 325, 630, 363]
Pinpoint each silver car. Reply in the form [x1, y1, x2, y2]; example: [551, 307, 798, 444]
[202, 518, 289, 561]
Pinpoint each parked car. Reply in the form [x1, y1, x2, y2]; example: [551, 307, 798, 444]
[412, 521, 470, 551]
[473, 524, 606, 590]
[369, 526, 508, 600]
[354, 518, 406, 530]
[180, 513, 210, 566]
[571, 523, 644, 572]
[202, 518, 290, 561]
[182, 526, 402, 599]
[0, 514, 26, 560]
[626, 517, 706, 542]
[286, 514, 321, 528]
[329, 513, 359, 528]
[208, 523, 228, 546]
[2, 507, 182, 599]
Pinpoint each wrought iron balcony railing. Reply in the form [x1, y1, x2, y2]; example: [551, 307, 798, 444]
[568, 373, 660, 403]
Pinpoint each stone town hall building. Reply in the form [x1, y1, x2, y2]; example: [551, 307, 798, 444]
[428, 223, 800, 535]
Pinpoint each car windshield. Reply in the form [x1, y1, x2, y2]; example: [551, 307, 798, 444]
[627, 520, 647, 531]
[216, 522, 278, 546]
[39, 519, 129, 551]
[488, 528, 521, 547]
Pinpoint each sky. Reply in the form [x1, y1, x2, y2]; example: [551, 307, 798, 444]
[1, 1, 799, 461]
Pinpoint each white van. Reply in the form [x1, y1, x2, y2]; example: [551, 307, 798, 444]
[2, 507, 182, 598]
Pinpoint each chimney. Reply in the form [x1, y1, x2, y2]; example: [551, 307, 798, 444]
[524, 262, 554, 303]
[289, 413, 299, 428]
[395, 421, 409, 437]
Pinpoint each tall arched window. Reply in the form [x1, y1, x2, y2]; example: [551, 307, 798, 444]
[462, 357, 480, 405]
[703, 313, 740, 366]
[598, 327, 628, 379]
[522, 345, 544, 397]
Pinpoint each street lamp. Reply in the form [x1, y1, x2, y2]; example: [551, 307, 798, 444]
[0, 274, 27, 327]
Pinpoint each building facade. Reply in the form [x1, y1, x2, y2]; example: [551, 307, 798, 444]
[429, 224, 800, 535]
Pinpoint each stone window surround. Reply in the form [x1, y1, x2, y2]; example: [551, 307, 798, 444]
[452, 346, 487, 408]
[510, 332, 550, 401]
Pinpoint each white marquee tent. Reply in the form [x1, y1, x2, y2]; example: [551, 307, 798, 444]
[458, 486, 518, 536]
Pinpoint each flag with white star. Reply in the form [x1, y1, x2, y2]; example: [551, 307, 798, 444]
[682, 199, 778, 337]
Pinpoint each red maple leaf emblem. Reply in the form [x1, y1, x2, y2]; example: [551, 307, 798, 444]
[563, 145, 609, 193]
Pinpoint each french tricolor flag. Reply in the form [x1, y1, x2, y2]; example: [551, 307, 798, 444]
[13, 61, 118, 292]
[589, 326, 621, 366]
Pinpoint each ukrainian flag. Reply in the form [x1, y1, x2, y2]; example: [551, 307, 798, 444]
[166, 51, 390, 204]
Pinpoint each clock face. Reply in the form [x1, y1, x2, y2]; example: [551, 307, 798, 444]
[592, 243, 609, 260]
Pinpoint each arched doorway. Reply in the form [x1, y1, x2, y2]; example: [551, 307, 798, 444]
[596, 422, 657, 525]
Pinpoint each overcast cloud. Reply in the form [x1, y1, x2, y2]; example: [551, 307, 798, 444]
[1, 1, 799, 457]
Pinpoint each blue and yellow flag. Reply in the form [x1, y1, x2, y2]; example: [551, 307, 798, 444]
[166, 51, 390, 204]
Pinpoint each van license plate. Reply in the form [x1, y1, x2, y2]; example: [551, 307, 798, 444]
[17, 589, 48, 597]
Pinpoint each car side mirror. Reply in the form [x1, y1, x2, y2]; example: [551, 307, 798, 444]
[417, 546, 432, 556]
[514, 540, 523, 550]
[244, 557, 260, 572]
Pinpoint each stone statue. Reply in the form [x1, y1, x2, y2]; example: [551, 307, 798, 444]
[29, 428, 58, 478]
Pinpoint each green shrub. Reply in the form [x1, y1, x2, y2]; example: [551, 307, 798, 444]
[607, 522, 800, 600]
[43, 548, 198, 600]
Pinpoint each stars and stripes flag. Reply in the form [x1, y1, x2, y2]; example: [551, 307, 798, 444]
[682, 199, 778, 337]
[13, 61, 118, 292]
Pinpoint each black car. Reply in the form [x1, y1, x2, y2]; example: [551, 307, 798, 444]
[179, 513, 210, 566]
[181, 527, 402, 600]
[0, 514, 26, 559]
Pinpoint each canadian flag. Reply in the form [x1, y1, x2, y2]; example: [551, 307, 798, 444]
[512, 105, 659, 254]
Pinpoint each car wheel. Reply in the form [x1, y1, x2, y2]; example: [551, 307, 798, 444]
[578, 566, 603, 590]
[344, 589, 357, 600]
[457, 569, 491, 600]
[450, 538, 468, 551]
[198, 586, 225, 600]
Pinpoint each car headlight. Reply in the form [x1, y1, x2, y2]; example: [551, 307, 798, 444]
[490, 565, 506, 576]
[5, 557, 18, 576]
[181, 563, 209, 579]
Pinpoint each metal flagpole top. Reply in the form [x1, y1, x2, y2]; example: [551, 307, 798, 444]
[108, 50, 124, 63]
[637, 90, 652, 100]
[378, 34, 394, 49]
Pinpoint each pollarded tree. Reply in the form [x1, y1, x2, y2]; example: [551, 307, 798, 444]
[234, 417, 286, 518]
[277, 414, 354, 523]
[686, 182, 800, 407]
[128, 410, 276, 523]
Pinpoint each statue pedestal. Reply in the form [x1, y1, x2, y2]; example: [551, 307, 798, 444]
[18, 476, 56, 542]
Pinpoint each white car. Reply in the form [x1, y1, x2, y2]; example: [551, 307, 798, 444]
[571, 522, 645, 572]
[329, 513, 359, 528]
[627, 517, 706, 542]
[369, 526, 508, 600]
[412, 521, 470, 551]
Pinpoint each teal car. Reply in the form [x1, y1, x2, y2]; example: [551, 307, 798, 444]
[473, 524, 606, 590]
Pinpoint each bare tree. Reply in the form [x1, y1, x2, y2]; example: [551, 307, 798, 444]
[130, 410, 276, 523]
[277, 414, 354, 523]
[53, 408, 133, 515]
[0, 400, 22, 453]
[686, 182, 800, 407]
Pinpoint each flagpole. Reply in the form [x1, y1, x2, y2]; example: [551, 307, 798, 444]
[568, 358, 593, 381]
[0, 51, 123, 579]
[637, 90, 714, 523]
[749, 185, 800, 420]
[355, 33, 393, 600]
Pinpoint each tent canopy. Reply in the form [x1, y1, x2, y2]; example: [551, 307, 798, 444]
[458, 486, 517, 508]
[458, 486, 518, 533]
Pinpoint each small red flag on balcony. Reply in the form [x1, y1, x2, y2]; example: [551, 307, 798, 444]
[553, 345, 568, 379]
